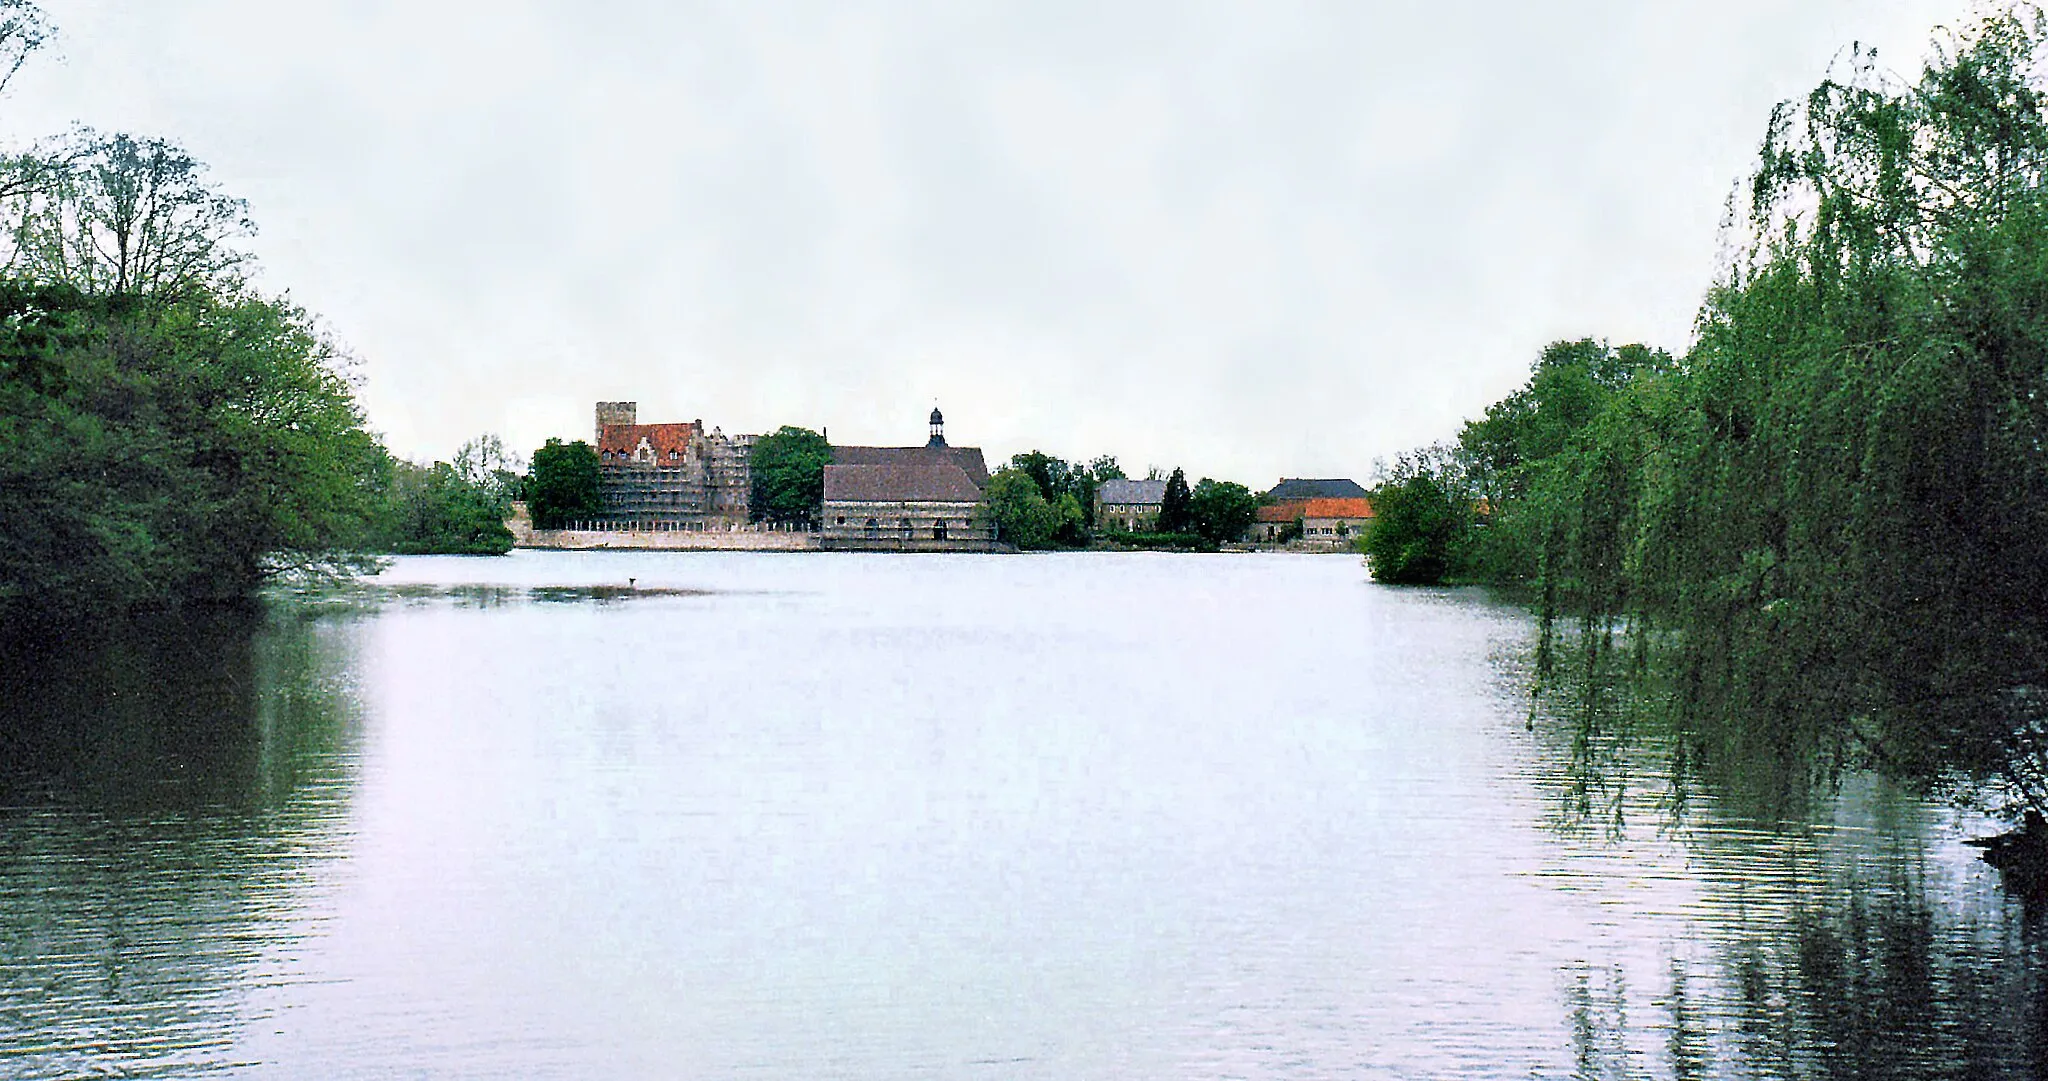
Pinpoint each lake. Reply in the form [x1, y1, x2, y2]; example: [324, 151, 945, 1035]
[1, 552, 2040, 1078]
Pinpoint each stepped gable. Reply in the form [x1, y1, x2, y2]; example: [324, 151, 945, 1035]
[831, 444, 990, 487]
[1266, 477, 1367, 501]
[599, 421, 697, 461]
[823, 459, 985, 503]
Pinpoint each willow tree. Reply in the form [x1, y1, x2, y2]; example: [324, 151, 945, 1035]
[1528, 7, 2048, 815]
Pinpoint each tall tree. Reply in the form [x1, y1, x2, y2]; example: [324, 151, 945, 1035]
[6, 132, 253, 300]
[1158, 468, 1193, 534]
[1188, 478, 1259, 545]
[1362, 449, 1469, 585]
[1008, 450, 1075, 504]
[526, 438, 602, 530]
[0, 284, 386, 620]
[984, 467, 1060, 550]
[749, 426, 831, 526]
[453, 433, 525, 507]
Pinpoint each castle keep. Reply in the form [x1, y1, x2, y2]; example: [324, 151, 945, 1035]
[592, 402, 755, 530]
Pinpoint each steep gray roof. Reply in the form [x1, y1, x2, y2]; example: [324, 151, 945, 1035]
[1098, 478, 1168, 506]
[832, 445, 990, 486]
[1266, 477, 1367, 500]
[824, 460, 984, 504]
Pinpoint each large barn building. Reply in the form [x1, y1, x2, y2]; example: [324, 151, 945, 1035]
[820, 408, 997, 551]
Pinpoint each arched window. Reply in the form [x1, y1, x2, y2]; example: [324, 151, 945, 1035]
[864, 518, 880, 539]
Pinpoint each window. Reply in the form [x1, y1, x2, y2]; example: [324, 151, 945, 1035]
[934, 522, 948, 541]
[835, 516, 846, 525]
[864, 518, 880, 538]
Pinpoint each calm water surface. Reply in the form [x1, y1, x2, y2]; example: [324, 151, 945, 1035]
[1, 553, 2041, 1078]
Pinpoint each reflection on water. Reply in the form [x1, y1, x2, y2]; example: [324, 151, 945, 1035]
[1521, 657, 2048, 1078]
[0, 553, 2041, 1078]
[0, 610, 363, 1079]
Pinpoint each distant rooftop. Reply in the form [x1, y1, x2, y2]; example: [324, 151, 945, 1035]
[1098, 478, 1167, 506]
[1266, 478, 1367, 501]
[824, 460, 984, 503]
[833, 444, 990, 486]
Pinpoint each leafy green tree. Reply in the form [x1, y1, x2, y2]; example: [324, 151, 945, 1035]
[0, 283, 387, 620]
[1363, 450, 1470, 585]
[1008, 449, 1122, 540]
[1008, 450, 1074, 503]
[1158, 467, 1193, 534]
[1088, 456, 1125, 484]
[526, 438, 602, 530]
[0, 5, 397, 625]
[749, 425, 831, 526]
[1052, 492, 1088, 547]
[1374, 8, 2048, 824]
[1188, 478, 1258, 544]
[376, 459, 514, 555]
[984, 467, 1060, 550]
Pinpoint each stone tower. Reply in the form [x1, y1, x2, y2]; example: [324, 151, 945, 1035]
[595, 401, 637, 443]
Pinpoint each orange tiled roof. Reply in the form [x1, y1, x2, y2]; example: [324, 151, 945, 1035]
[1302, 497, 1373, 519]
[599, 422, 697, 462]
[1257, 501, 1307, 523]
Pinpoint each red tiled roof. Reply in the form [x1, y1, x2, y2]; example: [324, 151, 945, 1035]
[1257, 501, 1307, 523]
[599, 422, 697, 462]
[1303, 497, 1374, 519]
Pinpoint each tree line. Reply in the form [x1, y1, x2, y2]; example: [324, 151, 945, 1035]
[0, 2, 518, 628]
[1363, 6, 2048, 822]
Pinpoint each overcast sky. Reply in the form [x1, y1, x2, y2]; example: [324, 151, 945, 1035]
[3, 0, 1967, 483]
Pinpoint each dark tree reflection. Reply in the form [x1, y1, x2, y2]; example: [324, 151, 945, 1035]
[0, 609, 366, 1079]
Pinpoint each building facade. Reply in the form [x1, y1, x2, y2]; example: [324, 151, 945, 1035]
[820, 408, 997, 551]
[1300, 497, 1374, 542]
[1094, 478, 1167, 533]
[1246, 480, 1373, 546]
[591, 402, 756, 530]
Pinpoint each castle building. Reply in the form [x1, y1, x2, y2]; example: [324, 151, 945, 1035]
[591, 402, 756, 530]
[820, 407, 997, 550]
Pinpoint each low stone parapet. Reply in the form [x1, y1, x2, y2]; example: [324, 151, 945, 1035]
[516, 528, 819, 551]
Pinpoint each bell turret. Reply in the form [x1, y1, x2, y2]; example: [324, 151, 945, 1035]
[928, 406, 946, 447]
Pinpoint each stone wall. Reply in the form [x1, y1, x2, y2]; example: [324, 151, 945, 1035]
[507, 502, 816, 550]
[518, 528, 818, 551]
